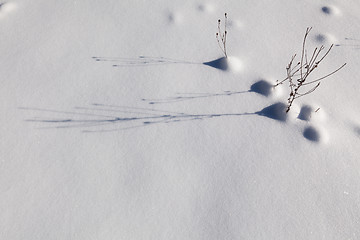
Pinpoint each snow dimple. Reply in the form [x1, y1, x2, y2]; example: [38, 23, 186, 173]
[250, 80, 274, 97]
[197, 3, 215, 13]
[203, 57, 229, 71]
[313, 33, 338, 45]
[0, 2, 16, 16]
[355, 126, 360, 138]
[322, 6, 332, 14]
[303, 126, 320, 142]
[298, 105, 313, 121]
[203, 56, 242, 73]
[315, 34, 326, 43]
[167, 12, 183, 24]
[321, 5, 341, 16]
[257, 102, 288, 122]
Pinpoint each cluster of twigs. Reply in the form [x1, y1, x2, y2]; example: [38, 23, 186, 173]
[275, 27, 346, 113]
[216, 13, 228, 58]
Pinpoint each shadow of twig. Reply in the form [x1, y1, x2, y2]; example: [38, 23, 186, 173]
[335, 37, 360, 50]
[92, 56, 200, 67]
[21, 104, 255, 132]
[142, 90, 250, 104]
[20, 102, 288, 133]
[92, 56, 236, 71]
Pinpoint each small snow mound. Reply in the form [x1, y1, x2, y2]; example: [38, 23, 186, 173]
[303, 125, 328, 143]
[315, 34, 326, 43]
[227, 56, 242, 72]
[303, 126, 320, 142]
[197, 3, 215, 13]
[352, 124, 360, 137]
[313, 33, 338, 45]
[0, 2, 16, 14]
[250, 80, 274, 97]
[298, 105, 313, 121]
[257, 102, 288, 122]
[321, 6, 331, 14]
[297, 104, 327, 123]
[227, 19, 244, 29]
[355, 127, 360, 138]
[168, 12, 183, 24]
[203, 57, 228, 71]
[203, 56, 242, 72]
[321, 5, 342, 16]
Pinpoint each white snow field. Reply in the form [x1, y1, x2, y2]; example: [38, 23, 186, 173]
[1, 0, 360, 239]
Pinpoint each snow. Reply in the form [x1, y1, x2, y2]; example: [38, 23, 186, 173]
[1, 0, 360, 239]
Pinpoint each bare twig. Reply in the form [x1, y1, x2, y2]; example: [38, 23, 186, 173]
[216, 13, 228, 58]
[274, 27, 346, 113]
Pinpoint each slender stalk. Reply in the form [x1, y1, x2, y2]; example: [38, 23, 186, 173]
[215, 13, 228, 58]
[274, 28, 346, 113]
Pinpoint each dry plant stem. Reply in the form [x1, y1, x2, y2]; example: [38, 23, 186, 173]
[274, 27, 346, 113]
[216, 13, 228, 58]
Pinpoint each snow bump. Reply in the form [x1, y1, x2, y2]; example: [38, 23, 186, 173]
[303, 126, 320, 142]
[197, 3, 215, 13]
[0, 2, 16, 16]
[250, 80, 274, 97]
[321, 5, 342, 16]
[203, 56, 242, 73]
[257, 102, 288, 122]
[298, 105, 314, 121]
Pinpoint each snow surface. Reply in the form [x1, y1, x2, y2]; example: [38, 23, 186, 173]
[1, 0, 360, 239]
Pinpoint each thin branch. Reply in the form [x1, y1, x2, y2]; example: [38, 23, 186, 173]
[303, 63, 347, 86]
[215, 13, 228, 58]
[294, 82, 320, 98]
[276, 27, 346, 113]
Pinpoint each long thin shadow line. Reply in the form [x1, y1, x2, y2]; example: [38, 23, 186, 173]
[23, 105, 256, 132]
[22, 101, 288, 132]
[21, 105, 191, 130]
[18, 107, 120, 119]
[335, 37, 360, 49]
[31, 112, 254, 125]
[83, 114, 204, 133]
[21, 104, 186, 122]
[142, 90, 250, 104]
[335, 44, 360, 47]
[74, 106, 168, 117]
[23, 100, 291, 132]
[92, 56, 200, 67]
[345, 37, 360, 41]
[82, 112, 256, 133]
[37, 121, 118, 130]
[91, 103, 186, 115]
[93, 56, 196, 63]
[22, 108, 178, 129]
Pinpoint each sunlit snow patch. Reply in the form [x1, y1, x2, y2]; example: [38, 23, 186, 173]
[0, 2, 16, 14]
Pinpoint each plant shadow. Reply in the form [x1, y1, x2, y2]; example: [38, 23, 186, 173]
[335, 37, 360, 50]
[142, 90, 250, 104]
[203, 57, 229, 71]
[20, 102, 288, 133]
[141, 79, 277, 105]
[93, 56, 237, 71]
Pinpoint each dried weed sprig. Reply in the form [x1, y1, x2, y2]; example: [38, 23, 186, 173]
[275, 27, 346, 113]
[216, 13, 228, 58]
